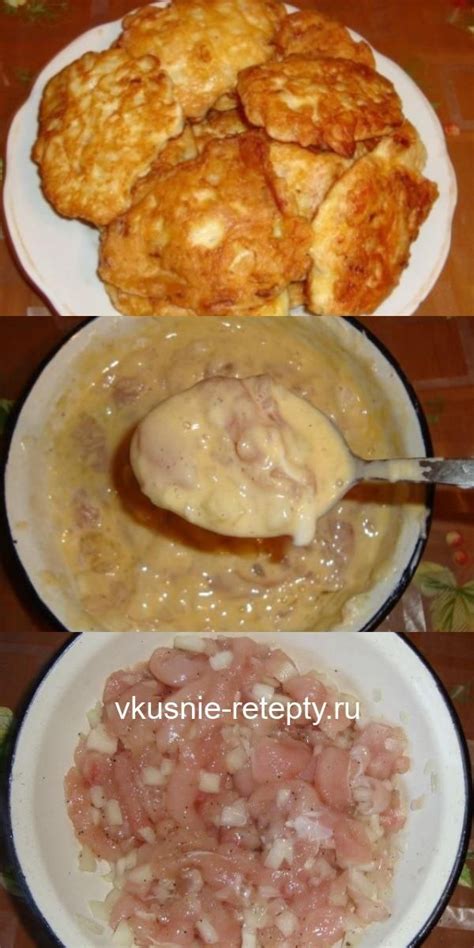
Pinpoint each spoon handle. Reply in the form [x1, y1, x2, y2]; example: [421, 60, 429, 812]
[360, 458, 474, 489]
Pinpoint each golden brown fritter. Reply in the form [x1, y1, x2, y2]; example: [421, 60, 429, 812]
[130, 124, 198, 205]
[275, 11, 375, 67]
[192, 108, 251, 153]
[307, 133, 438, 315]
[375, 120, 428, 173]
[32, 49, 183, 227]
[212, 91, 241, 112]
[237, 56, 403, 156]
[192, 118, 351, 219]
[99, 133, 312, 317]
[118, 0, 286, 120]
[266, 142, 352, 219]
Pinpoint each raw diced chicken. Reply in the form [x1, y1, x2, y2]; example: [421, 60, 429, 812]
[66, 638, 409, 947]
[314, 747, 353, 811]
[252, 736, 313, 784]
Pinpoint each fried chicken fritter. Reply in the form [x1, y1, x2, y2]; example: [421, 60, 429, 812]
[130, 124, 198, 205]
[275, 11, 375, 67]
[307, 131, 438, 315]
[32, 49, 183, 227]
[375, 119, 428, 173]
[118, 0, 286, 120]
[192, 108, 251, 154]
[237, 56, 403, 156]
[192, 114, 352, 220]
[266, 142, 352, 219]
[99, 133, 312, 317]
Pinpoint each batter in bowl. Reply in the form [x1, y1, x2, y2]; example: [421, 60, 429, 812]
[44, 317, 414, 631]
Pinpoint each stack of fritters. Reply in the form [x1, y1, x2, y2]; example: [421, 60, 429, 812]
[33, 1, 438, 316]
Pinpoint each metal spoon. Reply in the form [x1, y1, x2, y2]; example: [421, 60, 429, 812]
[131, 375, 474, 545]
[350, 456, 474, 490]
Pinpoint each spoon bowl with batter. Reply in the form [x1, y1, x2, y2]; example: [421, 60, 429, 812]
[131, 375, 474, 545]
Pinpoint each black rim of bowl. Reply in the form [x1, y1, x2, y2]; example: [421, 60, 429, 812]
[347, 317, 434, 631]
[4, 315, 434, 634]
[6, 630, 472, 948]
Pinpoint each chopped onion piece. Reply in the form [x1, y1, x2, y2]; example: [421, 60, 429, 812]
[90, 785, 106, 808]
[89, 900, 109, 924]
[225, 746, 247, 773]
[116, 850, 138, 876]
[348, 868, 377, 899]
[86, 723, 117, 755]
[241, 932, 257, 948]
[277, 788, 291, 808]
[220, 800, 248, 827]
[196, 917, 219, 944]
[210, 650, 233, 670]
[78, 845, 96, 873]
[287, 814, 333, 843]
[276, 911, 297, 937]
[244, 905, 268, 930]
[127, 863, 154, 886]
[142, 765, 165, 787]
[271, 659, 297, 683]
[199, 771, 221, 793]
[91, 807, 101, 826]
[138, 826, 156, 844]
[174, 635, 207, 653]
[104, 888, 122, 913]
[86, 702, 102, 728]
[252, 683, 274, 700]
[112, 920, 134, 946]
[105, 799, 123, 826]
[264, 838, 293, 869]
[258, 886, 279, 899]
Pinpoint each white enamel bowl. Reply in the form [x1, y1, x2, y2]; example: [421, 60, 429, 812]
[8, 631, 471, 948]
[3, 3, 456, 317]
[5, 315, 433, 633]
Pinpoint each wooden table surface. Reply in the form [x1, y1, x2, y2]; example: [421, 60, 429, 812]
[0, 0, 473, 315]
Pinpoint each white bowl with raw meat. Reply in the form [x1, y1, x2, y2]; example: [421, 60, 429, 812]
[8, 632, 470, 948]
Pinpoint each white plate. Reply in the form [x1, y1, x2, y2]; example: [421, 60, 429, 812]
[5, 315, 431, 632]
[3, 3, 457, 317]
[9, 631, 471, 948]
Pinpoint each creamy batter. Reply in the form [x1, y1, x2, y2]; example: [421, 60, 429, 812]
[45, 318, 409, 632]
[131, 375, 356, 545]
